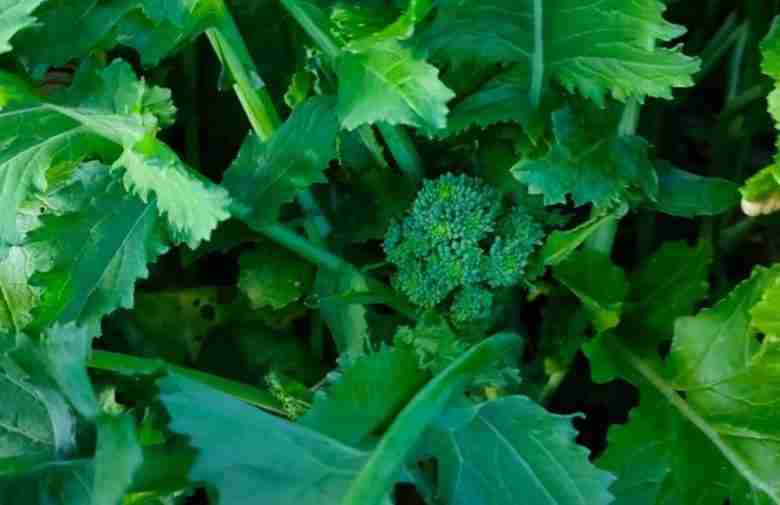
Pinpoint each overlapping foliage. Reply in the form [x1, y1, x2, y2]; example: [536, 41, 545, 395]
[0, 1, 778, 505]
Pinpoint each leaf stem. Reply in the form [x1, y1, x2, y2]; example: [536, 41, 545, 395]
[206, 6, 281, 140]
[340, 333, 521, 505]
[279, 0, 426, 182]
[377, 123, 424, 183]
[612, 341, 780, 504]
[88, 350, 286, 416]
[207, 1, 334, 236]
[697, 14, 745, 82]
[279, 0, 341, 61]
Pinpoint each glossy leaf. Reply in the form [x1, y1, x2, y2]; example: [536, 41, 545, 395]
[418, 0, 699, 107]
[224, 96, 339, 227]
[335, 40, 455, 133]
[424, 396, 615, 505]
[30, 180, 169, 329]
[300, 347, 427, 445]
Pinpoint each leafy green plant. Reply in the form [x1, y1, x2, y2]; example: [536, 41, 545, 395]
[1, 1, 780, 505]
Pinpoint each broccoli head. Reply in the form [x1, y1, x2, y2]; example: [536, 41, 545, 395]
[384, 173, 544, 323]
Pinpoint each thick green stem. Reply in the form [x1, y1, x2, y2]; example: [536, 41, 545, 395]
[208, 1, 333, 236]
[207, 7, 281, 140]
[279, 0, 341, 60]
[697, 15, 745, 82]
[260, 223, 349, 272]
[181, 44, 201, 167]
[88, 350, 285, 416]
[585, 100, 639, 254]
[260, 223, 418, 319]
[340, 333, 521, 505]
[377, 123, 424, 183]
[584, 216, 618, 256]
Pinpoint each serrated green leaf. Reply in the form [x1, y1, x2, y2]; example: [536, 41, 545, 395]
[335, 0, 434, 52]
[752, 275, 780, 338]
[0, 352, 74, 473]
[441, 65, 540, 137]
[94, 414, 143, 505]
[423, 396, 615, 505]
[0, 60, 225, 249]
[335, 40, 455, 133]
[667, 266, 780, 389]
[115, 138, 231, 249]
[300, 347, 427, 446]
[238, 245, 315, 310]
[597, 385, 733, 505]
[622, 241, 712, 343]
[0, 246, 40, 335]
[417, 0, 698, 107]
[590, 266, 780, 505]
[224, 95, 339, 227]
[0, 103, 115, 247]
[12, 0, 212, 69]
[55, 60, 230, 248]
[0, 0, 45, 55]
[741, 17, 780, 212]
[30, 180, 169, 329]
[513, 105, 657, 207]
[553, 250, 628, 332]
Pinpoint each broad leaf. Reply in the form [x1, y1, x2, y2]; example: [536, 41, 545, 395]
[238, 245, 315, 310]
[335, 40, 455, 133]
[442, 66, 543, 137]
[224, 96, 339, 228]
[622, 241, 712, 343]
[513, 105, 658, 207]
[114, 138, 231, 249]
[158, 374, 369, 504]
[12, 0, 214, 69]
[423, 396, 615, 505]
[93, 414, 144, 505]
[300, 347, 427, 446]
[597, 386, 733, 505]
[0, 0, 44, 55]
[591, 266, 780, 505]
[417, 0, 699, 107]
[652, 162, 740, 217]
[0, 60, 228, 249]
[30, 179, 169, 329]
[333, 0, 434, 52]
[0, 349, 74, 472]
[553, 250, 628, 332]
[0, 246, 40, 335]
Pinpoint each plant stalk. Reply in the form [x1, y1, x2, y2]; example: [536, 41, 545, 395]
[279, 0, 426, 182]
[340, 333, 521, 505]
[612, 341, 780, 504]
[88, 350, 285, 416]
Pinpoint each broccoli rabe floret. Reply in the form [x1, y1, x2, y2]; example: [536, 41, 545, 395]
[384, 173, 544, 323]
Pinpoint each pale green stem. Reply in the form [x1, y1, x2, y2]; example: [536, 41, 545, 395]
[340, 333, 521, 505]
[279, 0, 425, 182]
[89, 350, 285, 416]
[612, 341, 780, 504]
[377, 123, 424, 183]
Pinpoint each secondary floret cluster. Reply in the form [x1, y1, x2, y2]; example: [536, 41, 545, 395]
[384, 173, 544, 323]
